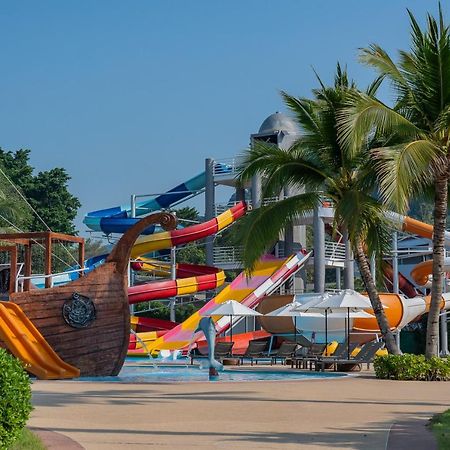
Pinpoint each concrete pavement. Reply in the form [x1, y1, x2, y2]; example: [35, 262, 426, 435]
[30, 371, 448, 449]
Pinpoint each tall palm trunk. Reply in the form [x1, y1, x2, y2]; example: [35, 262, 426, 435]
[354, 239, 401, 355]
[426, 174, 448, 358]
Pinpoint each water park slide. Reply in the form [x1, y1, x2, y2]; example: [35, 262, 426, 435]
[0, 302, 79, 379]
[135, 251, 311, 353]
[126, 202, 246, 303]
[83, 172, 207, 234]
[382, 262, 418, 298]
[386, 212, 450, 287]
[260, 291, 450, 344]
[410, 259, 450, 288]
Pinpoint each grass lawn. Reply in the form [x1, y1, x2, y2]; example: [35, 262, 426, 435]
[430, 409, 450, 450]
[10, 428, 46, 450]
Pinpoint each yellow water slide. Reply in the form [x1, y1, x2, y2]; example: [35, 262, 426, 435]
[0, 302, 79, 379]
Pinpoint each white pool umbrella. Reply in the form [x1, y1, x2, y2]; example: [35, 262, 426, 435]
[294, 293, 331, 312]
[312, 289, 373, 310]
[266, 302, 324, 343]
[298, 290, 379, 358]
[206, 300, 262, 342]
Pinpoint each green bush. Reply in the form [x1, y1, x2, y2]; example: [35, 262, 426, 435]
[374, 354, 450, 381]
[0, 349, 33, 449]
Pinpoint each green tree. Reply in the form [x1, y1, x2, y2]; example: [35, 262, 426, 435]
[340, 5, 450, 358]
[237, 65, 400, 354]
[0, 148, 81, 234]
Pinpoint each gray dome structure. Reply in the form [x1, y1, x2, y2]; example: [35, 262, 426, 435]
[258, 111, 299, 135]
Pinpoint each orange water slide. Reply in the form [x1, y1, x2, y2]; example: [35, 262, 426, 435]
[0, 302, 79, 379]
[386, 212, 450, 287]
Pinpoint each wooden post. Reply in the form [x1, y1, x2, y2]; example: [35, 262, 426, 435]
[45, 234, 52, 289]
[78, 241, 85, 277]
[9, 246, 17, 294]
[24, 244, 31, 291]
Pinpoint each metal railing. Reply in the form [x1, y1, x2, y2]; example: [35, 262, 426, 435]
[324, 241, 346, 261]
[213, 157, 244, 177]
[214, 197, 278, 215]
[16, 267, 87, 291]
[213, 241, 346, 266]
[213, 246, 243, 265]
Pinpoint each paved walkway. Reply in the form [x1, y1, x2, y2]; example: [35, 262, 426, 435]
[30, 371, 447, 450]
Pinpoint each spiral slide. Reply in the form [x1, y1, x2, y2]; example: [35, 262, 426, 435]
[83, 172, 206, 234]
[386, 212, 450, 287]
[0, 302, 79, 379]
[127, 202, 246, 303]
[132, 251, 311, 353]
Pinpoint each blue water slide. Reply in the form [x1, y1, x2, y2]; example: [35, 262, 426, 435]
[83, 172, 207, 234]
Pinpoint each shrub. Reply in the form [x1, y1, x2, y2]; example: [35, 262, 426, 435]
[0, 349, 32, 449]
[374, 354, 450, 381]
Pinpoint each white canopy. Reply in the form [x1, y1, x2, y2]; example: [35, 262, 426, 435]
[206, 300, 262, 317]
[294, 293, 331, 312]
[266, 302, 324, 318]
[324, 309, 375, 319]
[310, 289, 374, 310]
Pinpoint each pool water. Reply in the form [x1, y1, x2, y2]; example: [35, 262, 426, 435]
[78, 360, 347, 383]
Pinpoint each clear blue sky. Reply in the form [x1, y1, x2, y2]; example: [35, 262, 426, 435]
[0, 1, 444, 233]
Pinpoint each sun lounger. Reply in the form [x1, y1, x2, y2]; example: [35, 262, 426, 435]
[291, 343, 329, 369]
[294, 335, 314, 348]
[313, 341, 384, 372]
[270, 341, 299, 365]
[239, 340, 268, 366]
[292, 342, 359, 370]
[190, 341, 234, 365]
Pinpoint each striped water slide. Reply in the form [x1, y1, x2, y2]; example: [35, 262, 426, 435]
[83, 172, 206, 234]
[141, 251, 311, 353]
[127, 202, 247, 303]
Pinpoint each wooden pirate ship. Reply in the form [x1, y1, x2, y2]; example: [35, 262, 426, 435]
[0, 212, 176, 377]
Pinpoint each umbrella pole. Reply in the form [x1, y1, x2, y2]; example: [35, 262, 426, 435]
[230, 315, 233, 343]
[294, 316, 297, 343]
[325, 309, 328, 355]
[347, 307, 350, 360]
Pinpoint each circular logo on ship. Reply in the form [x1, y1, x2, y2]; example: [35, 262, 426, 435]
[62, 292, 96, 328]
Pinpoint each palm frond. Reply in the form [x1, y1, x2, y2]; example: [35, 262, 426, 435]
[237, 141, 329, 197]
[372, 140, 443, 212]
[334, 190, 391, 261]
[338, 92, 420, 153]
[280, 91, 322, 137]
[359, 44, 410, 89]
[366, 75, 385, 97]
[233, 193, 321, 272]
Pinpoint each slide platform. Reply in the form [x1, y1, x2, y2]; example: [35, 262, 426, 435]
[0, 302, 79, 379]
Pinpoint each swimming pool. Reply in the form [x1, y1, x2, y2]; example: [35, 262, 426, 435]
[78, 361, 347, 383]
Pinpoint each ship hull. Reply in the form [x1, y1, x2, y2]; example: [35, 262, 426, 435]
[11, 263, 129, 377]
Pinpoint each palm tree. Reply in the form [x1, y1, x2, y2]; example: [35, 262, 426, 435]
[339, 5, 450, 358]
[237, 65, 400, 354]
